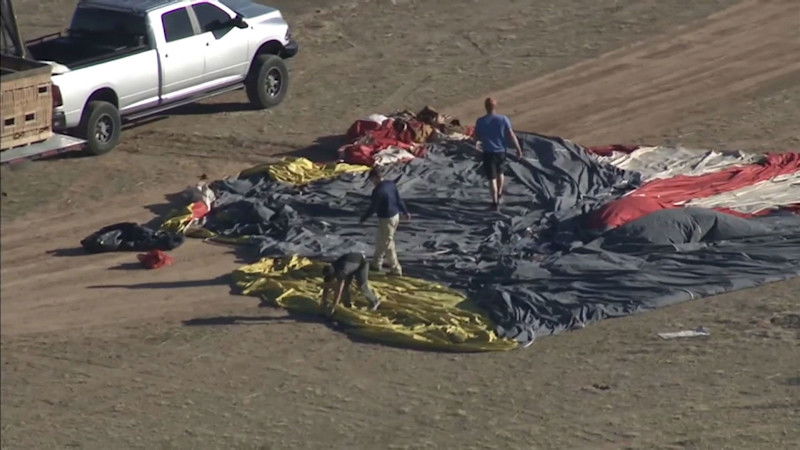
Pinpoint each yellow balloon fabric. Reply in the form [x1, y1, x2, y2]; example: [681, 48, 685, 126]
[160, 204, 216, 237]
[239, 157, 370, 185]
[232, 256, 518, 352]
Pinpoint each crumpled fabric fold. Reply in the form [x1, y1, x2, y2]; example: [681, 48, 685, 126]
[233, 255, 517, 352]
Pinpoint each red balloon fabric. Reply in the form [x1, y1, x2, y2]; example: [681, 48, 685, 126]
[137, 250, 174, 269]
[590, 152, 800, 229]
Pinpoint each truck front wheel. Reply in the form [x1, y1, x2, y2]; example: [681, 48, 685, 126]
[79, 101, 121, 155]
[246, 55, 289, 109]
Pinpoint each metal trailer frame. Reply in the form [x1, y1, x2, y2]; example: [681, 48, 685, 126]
[1, 134, 85, 164]
[1, 0, 87, 164]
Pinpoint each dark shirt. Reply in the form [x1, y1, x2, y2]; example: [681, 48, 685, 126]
[361, 180, 408, 220]
[325, 252, 365, 282]
[323, 252, 380, 306]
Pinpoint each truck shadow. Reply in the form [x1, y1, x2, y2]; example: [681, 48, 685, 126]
[167, 101, 256, 116]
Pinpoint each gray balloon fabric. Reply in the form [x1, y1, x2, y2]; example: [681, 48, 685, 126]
[204, 133, 800, 345]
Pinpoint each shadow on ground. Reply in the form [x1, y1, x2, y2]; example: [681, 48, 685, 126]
[184, 300, 460, 353]
[168, 102, 256, 116]
[87, 274, 231, 290]
[108, 262, 144, 271]
[47, 247, 87, 257]
[277, 134, 345, 162]
[142, 191, 196, 229]
[183, 313, 322, 327]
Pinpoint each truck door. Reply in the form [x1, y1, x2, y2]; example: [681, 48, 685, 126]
[158, 6, 206, 100]
[190, 2, 249, 85]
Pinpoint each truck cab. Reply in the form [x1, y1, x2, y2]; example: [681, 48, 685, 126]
[26, 0, 298, 155]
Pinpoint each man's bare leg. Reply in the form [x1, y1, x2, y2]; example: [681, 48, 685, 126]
[489, 177, 498, 207]
[497, 173, 505, 202]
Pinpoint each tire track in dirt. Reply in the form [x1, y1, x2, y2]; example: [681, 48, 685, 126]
[449, 0, 800, 146]
[2, 0, 797, 337]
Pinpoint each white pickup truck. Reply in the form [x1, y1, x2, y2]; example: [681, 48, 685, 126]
[26, 0, 298, 155]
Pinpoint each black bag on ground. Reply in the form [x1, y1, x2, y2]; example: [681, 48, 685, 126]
[80, 222, 184, 253]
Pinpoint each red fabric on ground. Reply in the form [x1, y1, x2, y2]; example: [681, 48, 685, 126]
[590, 152, 800, 229]
[630, 153, 800, 202]
[341, 111, 474, 166]
[587, 196, 674, 229]
[191, 201, 209, 220]
[339, 118, 424, 166]
[586, 144, 640, 156]
[346, 120, 382, 141]
[137, 250, 174, 269]
[340, 116, 442, 165]
[339, 144, 379, 166]
[368, 118, 430, 144]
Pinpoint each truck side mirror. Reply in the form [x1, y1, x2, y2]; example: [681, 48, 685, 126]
[233, 14, 248, 29]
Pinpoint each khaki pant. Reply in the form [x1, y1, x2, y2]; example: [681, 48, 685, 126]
[372, 214, 401, 274]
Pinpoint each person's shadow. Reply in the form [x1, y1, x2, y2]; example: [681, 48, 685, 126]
[142, 191, 196, 229]
[87, 274, 231, 290]
[182, 312, 322, 327]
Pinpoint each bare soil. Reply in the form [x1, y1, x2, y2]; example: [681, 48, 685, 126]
[2, 0, 799, 448]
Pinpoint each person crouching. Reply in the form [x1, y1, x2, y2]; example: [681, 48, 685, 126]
[321, 252, 382, 316]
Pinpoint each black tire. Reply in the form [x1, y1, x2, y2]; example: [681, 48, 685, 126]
[78, 100, 121, 155]
[246, 54, 289, 109]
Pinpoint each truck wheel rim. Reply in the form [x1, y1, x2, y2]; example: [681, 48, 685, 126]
[266, 68, 282, 97]
[95, 114, 113, 143]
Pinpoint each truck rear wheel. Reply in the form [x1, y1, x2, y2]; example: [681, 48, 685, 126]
[79, 101, 121, 155]
[246, 55, 289, 109]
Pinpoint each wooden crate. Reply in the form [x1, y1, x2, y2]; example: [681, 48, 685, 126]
[1, 55, 53, 150]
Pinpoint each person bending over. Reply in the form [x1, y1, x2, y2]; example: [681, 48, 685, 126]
[474, 97, 523, 211]
[321, 252, 381, 316]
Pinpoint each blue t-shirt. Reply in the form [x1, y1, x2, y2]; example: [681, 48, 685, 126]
[475, 113, 512, 153]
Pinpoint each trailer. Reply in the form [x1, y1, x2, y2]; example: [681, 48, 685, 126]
[1, 0, 85, 164]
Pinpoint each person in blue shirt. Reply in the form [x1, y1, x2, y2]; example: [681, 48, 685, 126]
[360, 167, 411, 276]
[474, 97, 523, 211]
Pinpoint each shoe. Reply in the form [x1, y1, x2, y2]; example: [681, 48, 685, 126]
[371, 299, 382, 311]
[387, 269, 403, 277]
[487, 202, 498, 211]
[369, 265, 382, 273]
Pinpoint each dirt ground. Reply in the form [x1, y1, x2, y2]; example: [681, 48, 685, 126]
[2, 0, 799, 448]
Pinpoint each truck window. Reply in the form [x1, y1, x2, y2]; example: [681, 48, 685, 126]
[162, 8, 195, 42]
[69, 7, 148, 45]
[192, 3, 232, 32]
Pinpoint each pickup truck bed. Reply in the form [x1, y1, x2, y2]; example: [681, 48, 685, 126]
[28, 34, 148, 69]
